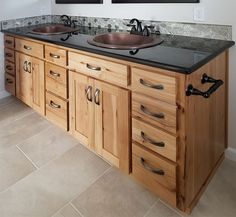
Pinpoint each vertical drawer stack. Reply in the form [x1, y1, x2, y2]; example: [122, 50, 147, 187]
[131, 67, 178, 207]
[45, 45, 69, 130]
[4, 35, 16, 95]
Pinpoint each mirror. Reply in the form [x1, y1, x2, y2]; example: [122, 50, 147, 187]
[112, 0, 199, 3]
[56, 0, 103, 3]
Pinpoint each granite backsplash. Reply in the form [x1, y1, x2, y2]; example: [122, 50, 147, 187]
[0, 15, 232, 41]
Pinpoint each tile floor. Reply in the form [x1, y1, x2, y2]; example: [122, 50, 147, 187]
[0, 96, 235, 217]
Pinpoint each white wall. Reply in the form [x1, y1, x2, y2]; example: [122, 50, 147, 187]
[52, 0, 236, 150]
[0, 0, 51, 98]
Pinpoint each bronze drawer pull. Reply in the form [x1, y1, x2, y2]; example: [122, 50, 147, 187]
[140, 105, 165, 119]
[5, 40, 12, 44]
[94, 89, 100, 105]
[23, 61, 28, 72]
[23, 45, 32, 51]
[49, 101, 61, 109]
[6, 65, 13, 71]
[27, 62, 32, 74]
[5, 53, 13, 58]
[5, 78, 13, 84]
[141, 158, 165, 176]
[50, 53, 60, 59]
[49, 70, 60, 77]
[86, 64, 101, 71]
[140, 79, 164, 90]
[141, 131, 165, 147]
[85, 86, 93, 102]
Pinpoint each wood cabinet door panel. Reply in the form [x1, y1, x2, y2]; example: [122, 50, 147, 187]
[94, 80, 130, 173]
[69, 71, 94, 149]
[16, 52, 32, 107]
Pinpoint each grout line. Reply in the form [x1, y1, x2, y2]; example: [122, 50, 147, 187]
[143, 199, 160, 217]
[16, 145, 39, 170]
[69, 202, 85, 217]
[50, 167, 112, 217]
[159, 200, 185, 217]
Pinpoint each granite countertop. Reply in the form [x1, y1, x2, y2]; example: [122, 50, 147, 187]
[2, 24, 235, 74]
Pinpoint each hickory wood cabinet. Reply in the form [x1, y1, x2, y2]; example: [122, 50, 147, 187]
[4, 34, 229, 214]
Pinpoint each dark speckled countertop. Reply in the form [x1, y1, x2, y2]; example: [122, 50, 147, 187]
[2, 24, 235, 74]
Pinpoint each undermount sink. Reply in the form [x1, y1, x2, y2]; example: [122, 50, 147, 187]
[87, 32, 163, 50]
[30, 24, 78, 35]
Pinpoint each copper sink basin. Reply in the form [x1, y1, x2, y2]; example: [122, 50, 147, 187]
[30, 24, 78, 35]
[87, 33, 163, 50]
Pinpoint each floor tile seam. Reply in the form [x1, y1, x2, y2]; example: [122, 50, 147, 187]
[143, 199, 160, 217]
[159, 199, 185, 217]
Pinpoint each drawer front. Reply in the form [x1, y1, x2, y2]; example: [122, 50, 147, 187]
[132, 67, 176, 105]
[132, 118, 177, 162]
[15, 38, 44, 59]
[5, 61, 15, 76]
[4, 35, 15, 49]
[46, 92, 68, 130]
[5, 73, 15, 96]
[45, 46, 67, 67]
[68, 52, 129, 87]
[132, 93, 177, 134]
[5, 48, 15, 62]
[45, 63, 68, 99]
[132, 143, 176, 207]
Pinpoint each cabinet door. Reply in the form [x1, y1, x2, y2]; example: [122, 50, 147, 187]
[69, 71, 94, 149]
[94, 80, 130, 173]
[16, 52, 32, 107]
[31, 57, 45, 115]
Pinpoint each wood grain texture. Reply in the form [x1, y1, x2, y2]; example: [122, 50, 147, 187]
[5, 48, 15, 63]
[45, 45, 67, 67]
[68, 52, 130, 88]
[5, 73, 16, 96]
[5, 61, 15, 76]
[15, 38, 44, 59]
[4, 35, 15, 49]
[132, 67, 176, 105]
[46, 62, 68, 99]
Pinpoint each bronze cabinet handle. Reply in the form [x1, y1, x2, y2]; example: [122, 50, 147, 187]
[49, 101, 61, 109]
[85, 86, 93, 102]
[86, 63, 101, 71]
[140, 79, 164, 90]
[23, 61, 28, 72]
[5, 78, 13, 84]
[141, 131, 165, 147]
[6, 65, 13, 71]
[27, 62, 32, 73]
[94, 89, 100, 105]
[49, 70, 60, 77]
[50, 53, 60, 59]
[5, 53, 13, 58]
[23, 45, 32, 50]
[140, 158, 165, 176]
[140, 105, 165, 119]
[5, 40, 12, 44]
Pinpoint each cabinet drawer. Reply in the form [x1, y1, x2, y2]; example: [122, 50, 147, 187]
[4, 35, 15, 49]
[45, 63, 68, 99]
[132, 143, 176, 207]
[5, 61, 15, 76]
[5, 73, 15, 96]
[132, 67, 176, 105]
[45, 46, 67, 67]
[132, 93, 177, 134]
[15, 38, 44, 59]
[46, 92, 68, 130]
[5, 48, 15, 62]
[68, 52, 129, 87]
[132, 118, 177, 162]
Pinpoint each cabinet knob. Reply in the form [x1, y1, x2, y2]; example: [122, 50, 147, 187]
[49, 101, 61, 109]
[141, 131, 165, 147]
[86, 63, 101, 71]
[140, 158, 165, 176]
[140, 105, 165, 119]
[23, 45, 32, 51]
[85, 86, 93, 102]
[140, 79, 164, 90]
[50, 53, 60, 59]
[94, 89, 100, 105]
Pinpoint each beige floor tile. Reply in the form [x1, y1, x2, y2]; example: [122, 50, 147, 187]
[18, 125, 79, 168]
[0, 145, 110, 217]
[0, 146, 35, 192]
[53, 204, 82, 217]
[72, 168, 157, 217]
[0, 96, 33, 126]
[145, 201, 181, 217]
[189, 159, 236, 217]
[0, 112, 52, 152]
